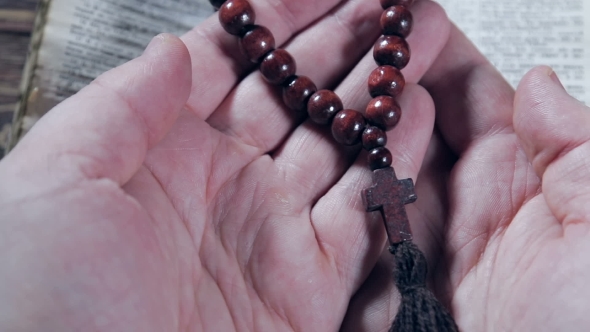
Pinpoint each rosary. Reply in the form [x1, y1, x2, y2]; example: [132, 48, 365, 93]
[208, 0, 458, 330]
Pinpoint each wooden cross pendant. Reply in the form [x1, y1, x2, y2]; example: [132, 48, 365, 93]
[362, 167, 417, 245]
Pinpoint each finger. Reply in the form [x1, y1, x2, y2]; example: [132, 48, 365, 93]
[181, 0, 343, 119]
[341, 251, 400, 332]
[336, 0, 453, 95]
[514, 66, 590, 228]
[206, 0, 383, 151]
[408, 130, 455, 261]
[275, 84, 437, 210]
[211, 0, 450, 156]
[420, 25, 515, 155]
[273, 0, 450, 206]
[0, 34, 192, 196]
[311, 84, 436, 292]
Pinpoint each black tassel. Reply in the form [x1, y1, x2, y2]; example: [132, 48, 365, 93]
[389, 241, 459, 332]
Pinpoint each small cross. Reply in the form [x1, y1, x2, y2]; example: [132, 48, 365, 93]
[362, 167, 417, 244]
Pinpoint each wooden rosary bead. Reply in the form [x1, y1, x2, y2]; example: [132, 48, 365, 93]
[381, 5, 413, 38]
[368, 147, 393, 170]
[209, 0, 226, 9]
[219, 0, 256, 36]
[374, 35, 411, 69]
[240, 25, 275, 63]
[366, 96, 402, 130]
[283, 76, 318, 112]
[362, 126, 387, 150]
[307, 90, 343, 125]
[331, 109, 366, 146]
[260, 49, 297, 85]
[380, 0, 415, 9]
[368, 65, 405, 98]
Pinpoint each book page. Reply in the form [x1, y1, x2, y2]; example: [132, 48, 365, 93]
[435, 0, 590, 105]
[12, 0, 590, 149]
[11, 0, 213, 147]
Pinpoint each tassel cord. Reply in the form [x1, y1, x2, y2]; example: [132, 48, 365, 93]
[389, 241, 459, 332]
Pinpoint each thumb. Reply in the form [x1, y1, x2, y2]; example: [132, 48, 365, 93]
[2, 34, 191, 196]
[514, 65, 590, 227]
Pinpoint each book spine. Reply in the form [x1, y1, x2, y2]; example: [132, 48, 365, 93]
[7, 0, 51, 155]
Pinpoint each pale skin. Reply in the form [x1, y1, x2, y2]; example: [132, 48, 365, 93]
[1, 0, 589, 330]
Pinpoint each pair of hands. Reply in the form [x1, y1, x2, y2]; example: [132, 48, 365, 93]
[1, 0, 589, 330]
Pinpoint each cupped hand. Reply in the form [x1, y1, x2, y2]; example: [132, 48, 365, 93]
[344, 25, 590, 332]
[0, 0, 450, 330]
[2, 0, 587, 330]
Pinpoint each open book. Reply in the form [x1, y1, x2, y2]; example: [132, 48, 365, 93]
[8, 0, 590, 153]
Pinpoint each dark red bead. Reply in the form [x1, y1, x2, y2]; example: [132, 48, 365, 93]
[283, 76, 318, 112]
[219, 0, 256, 36]
[366, 96, 402, 130]
[210, 0, 226, 9]
[381, 6, 413, 38]
[362, 126, 388, 150]
[307, 90, 343, 125]
[240, 26, 275, 63]
[331, 109, 366, 146]
[380, 0, 415, 9]
[368, 65, 405, 98]
[374, 35, 411, 69]
[368, 147, 393, 170]
[260, 49, 297, 85]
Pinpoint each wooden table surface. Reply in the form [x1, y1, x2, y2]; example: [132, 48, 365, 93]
[0, 0, 38, 157]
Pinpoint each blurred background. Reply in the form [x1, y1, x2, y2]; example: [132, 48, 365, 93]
[0, 0, 37, 156]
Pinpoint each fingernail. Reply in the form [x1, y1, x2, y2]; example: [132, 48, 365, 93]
[548, 69, 566, 91]
[143, 34, 170, 56]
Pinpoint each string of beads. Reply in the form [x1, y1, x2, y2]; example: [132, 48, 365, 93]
[207, 0, 459, 330]
[214, 0, 412, 171]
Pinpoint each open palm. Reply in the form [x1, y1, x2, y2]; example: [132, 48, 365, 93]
[343, 24, 590, 332]
[1, 0, 589, 331]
